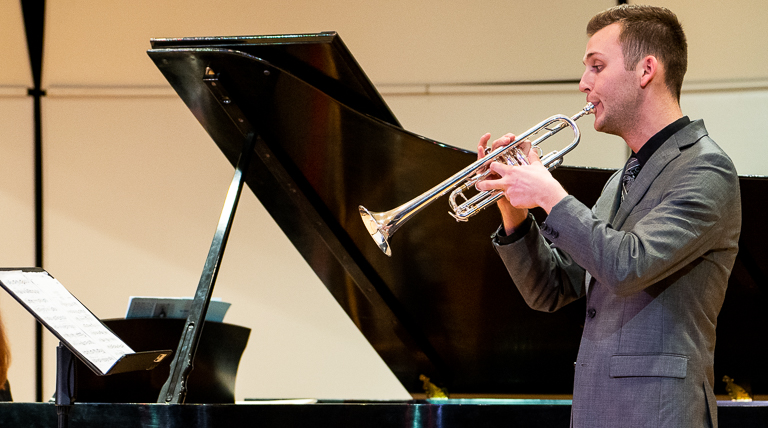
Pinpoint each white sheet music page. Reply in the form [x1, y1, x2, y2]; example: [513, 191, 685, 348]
[0, 270, 134, 375]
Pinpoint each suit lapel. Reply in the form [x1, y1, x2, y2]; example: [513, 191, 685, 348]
[612, 146, 678, 229]
[610, 120, 708, 230]
[604, 172, 622, 225]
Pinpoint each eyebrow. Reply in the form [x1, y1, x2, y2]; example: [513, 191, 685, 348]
[582, 52, 601, 65]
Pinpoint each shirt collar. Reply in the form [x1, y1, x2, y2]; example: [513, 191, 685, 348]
[632, 116, 691, 167]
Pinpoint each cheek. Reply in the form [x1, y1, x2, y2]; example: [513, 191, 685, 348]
[592, 77, 604, 95]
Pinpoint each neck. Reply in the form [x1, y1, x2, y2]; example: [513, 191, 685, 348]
[622, 95, 683, 153]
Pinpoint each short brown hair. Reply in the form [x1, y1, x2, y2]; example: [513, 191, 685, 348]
[587, 5, 687, 101]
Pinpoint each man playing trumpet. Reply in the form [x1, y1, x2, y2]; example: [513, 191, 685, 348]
[477, 5, 741, 428]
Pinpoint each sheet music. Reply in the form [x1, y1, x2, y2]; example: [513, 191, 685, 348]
[0, 270, 134, 375]
[125, 296, 230, 322]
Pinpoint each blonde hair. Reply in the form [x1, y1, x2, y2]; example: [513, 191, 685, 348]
[0, 311, 10, 389]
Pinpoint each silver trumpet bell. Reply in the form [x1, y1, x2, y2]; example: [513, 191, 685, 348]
[359, 103, 595, 256]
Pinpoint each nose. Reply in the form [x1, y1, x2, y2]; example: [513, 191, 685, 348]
[579, 69, 592, 94]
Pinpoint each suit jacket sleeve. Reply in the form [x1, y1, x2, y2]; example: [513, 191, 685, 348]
[492, 121, 740, 310]
[542, 147, 739, 297]
[492, 215, 588, 312]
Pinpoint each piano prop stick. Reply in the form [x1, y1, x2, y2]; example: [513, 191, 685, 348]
[157, 98, 256, 404]
[0, 269, 171, 428]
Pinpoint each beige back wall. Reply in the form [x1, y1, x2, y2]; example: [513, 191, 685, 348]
[42, 0, 611, 87]
[1, 0, 38, 404]
[0, 96, 36, 402]
[1, 0, 766, 402]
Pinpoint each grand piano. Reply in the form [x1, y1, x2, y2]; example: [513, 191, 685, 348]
[2, 32, 767, 427]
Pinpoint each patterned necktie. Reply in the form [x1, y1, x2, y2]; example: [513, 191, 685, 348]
[621, 156, 641, 201]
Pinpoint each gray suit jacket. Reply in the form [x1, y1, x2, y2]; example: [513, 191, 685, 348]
[493, 120, 741, 428]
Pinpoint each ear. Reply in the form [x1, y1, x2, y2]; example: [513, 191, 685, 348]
[638, 55, 658, 88]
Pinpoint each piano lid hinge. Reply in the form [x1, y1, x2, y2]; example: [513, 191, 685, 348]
[203, 67, 254, 137]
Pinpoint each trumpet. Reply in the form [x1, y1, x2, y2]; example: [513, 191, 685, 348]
[359, 103, 595, 256]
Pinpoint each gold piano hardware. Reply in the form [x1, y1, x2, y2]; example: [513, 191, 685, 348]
[420, 374, 449, 399]
[722, 375, 752, 402]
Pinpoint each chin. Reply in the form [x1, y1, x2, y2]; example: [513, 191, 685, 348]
[593, 117, 604, 132]
[593, 118, 620, 137]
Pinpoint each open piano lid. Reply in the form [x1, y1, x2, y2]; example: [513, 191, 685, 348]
[150, 32, 400, 128]
[148, 33, 768, 396]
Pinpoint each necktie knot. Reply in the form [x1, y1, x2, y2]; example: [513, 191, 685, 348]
[621, 156, 641, 200]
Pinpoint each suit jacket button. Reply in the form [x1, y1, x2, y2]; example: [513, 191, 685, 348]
[587, 308, 596, 318]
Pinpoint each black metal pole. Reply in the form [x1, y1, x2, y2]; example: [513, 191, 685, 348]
[20, 0, 46, 402]
[55, 343, 75, 428]
[33, 90, 44, 403]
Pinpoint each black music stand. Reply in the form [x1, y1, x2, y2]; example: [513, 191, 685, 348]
[0, 268, 171, 428]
